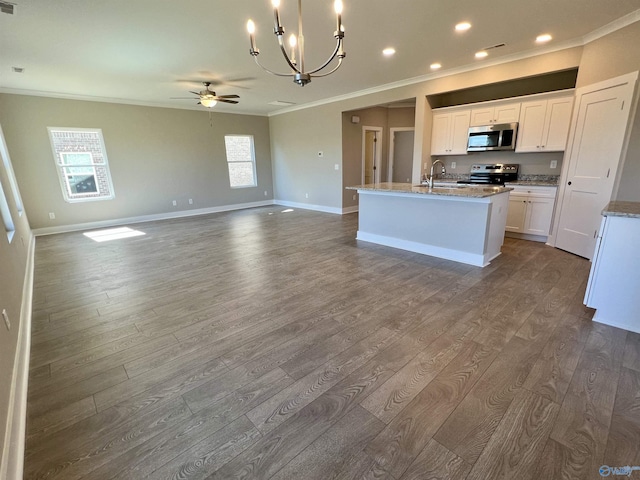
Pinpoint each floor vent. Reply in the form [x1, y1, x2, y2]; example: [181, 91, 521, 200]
[0, 1, 15, 14]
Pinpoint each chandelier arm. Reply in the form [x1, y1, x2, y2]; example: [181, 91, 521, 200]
[309, 56, 344, 77]
[306, 38, 343, 75]
[277, 35, 302, 74]
[252, 56, 297, 78]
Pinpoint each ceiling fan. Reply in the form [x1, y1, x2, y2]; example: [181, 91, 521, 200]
[172, 82, 240, 108]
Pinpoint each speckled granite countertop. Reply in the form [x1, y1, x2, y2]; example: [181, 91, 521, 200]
[347, 182, 512, 198]
[602, 201, 640, 218]
[505, 180, 559, 187]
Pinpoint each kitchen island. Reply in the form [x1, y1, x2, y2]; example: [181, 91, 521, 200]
[347, 182, 512, 267]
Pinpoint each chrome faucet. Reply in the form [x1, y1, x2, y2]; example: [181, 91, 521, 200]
[427, 159, 446, 187]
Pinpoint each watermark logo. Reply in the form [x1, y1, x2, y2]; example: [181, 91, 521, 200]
[600, 465, 640, 477]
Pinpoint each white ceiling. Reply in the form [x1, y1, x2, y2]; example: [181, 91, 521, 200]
[1, 1, 640, 116]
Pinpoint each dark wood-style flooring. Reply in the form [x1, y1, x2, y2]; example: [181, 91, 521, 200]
[26, 206, 640, 479]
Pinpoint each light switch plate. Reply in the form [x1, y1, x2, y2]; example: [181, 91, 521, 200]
[550, 160, 558, 169]
[334, 164, 339, 170]
[451, 162, 457, 169]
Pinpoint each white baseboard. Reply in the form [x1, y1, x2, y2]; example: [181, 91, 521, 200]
[274, 200, 343, 215]
[341, 205, 359, 214]
[356, 231, 489, 267]
[505, 231, 549, 243]
[32, 200, 276, 236]
[592, 315, 640, 335]
[1, 234, 34, 480]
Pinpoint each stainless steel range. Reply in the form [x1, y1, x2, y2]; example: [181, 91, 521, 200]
[458, 164, 519, 185]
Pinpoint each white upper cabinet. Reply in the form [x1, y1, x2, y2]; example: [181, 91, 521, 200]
[431, 109, 471, 155]
[469, 102, 521, 126]
[516, 95, 574, 152]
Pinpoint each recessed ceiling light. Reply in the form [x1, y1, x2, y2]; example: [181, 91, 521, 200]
[455, 22, 471, 32]
[475, 50, 488, 59]
[382, 48, 396, 56]
[536, 34, 552, 43]
[430, 63, 442, 70]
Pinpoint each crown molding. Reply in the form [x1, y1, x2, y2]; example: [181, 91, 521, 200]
[0, 88, 269, 117]
[269, 9, 640, 117]
[583, 8, 640, 44]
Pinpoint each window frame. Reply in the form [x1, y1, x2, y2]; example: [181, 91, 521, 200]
[224, 134, 258, 189]
[47, 127, 116, 203]
[0, 125, 24, 218]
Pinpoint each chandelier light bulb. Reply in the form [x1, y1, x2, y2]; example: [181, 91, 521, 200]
[289, 34, 297, 47]
[271, 0, 280, 8]
[247, 19, 255, 34]
[334, 0, 343, 14]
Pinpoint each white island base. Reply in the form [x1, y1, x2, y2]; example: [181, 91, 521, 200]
[353, 185, 511, 267]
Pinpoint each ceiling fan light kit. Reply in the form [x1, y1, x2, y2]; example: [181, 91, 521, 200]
[247, 0, 346, 87]
[172, 82, 240, 109]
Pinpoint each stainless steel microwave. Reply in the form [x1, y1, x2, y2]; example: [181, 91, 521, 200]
[467, 122, 518, 152]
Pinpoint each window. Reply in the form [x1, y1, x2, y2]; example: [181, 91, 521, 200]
[224, 135, 257, 188]
[48, 128, 115, 202]
[0, 125, 23, 217]
[0, 181, 15, 242]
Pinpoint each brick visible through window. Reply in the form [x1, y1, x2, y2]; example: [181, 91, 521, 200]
[224, 135, 257, 188]
[48, 128, 115, 203]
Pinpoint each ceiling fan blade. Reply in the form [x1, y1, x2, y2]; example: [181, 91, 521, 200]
[216, 94, 240, 99]
[188, 91, 201, 95]
[217, 99, 239, 104]
[170, 97, 199, 99]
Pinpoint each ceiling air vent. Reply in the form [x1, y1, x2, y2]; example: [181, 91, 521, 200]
[0, 1, 15, 14]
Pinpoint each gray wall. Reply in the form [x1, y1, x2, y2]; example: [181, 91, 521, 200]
[0, 129, 32, 465]
[341, 106, 415, 207]
[0, 94, 273, 230]
[575, 21, 640, 202]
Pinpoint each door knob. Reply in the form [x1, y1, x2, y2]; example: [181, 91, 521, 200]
[568, 181, 572, 185]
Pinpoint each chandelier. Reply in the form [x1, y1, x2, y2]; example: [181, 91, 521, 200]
[246, 0, 345, 87]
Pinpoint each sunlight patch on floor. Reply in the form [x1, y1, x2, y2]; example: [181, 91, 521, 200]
[83, 226, 146, 242]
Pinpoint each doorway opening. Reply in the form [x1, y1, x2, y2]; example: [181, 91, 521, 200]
[362, 127, 383, 184]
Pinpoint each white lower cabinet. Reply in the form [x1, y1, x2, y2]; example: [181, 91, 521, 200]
[505, 186, 557, 239]
[585, 214, 640, 334]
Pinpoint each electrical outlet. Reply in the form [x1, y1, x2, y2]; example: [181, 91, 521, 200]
[334, 164, 339, 170]
[48, 212, 55, 220]
[318, 151, 323, 158]
[188, 198, 193, 205]
[451, 162, 457, 169]
[305, 193, 309, 199]
[352, 194, 356, 200]
[264, 190, 268, 196]
[550, 160, 558, 169]
[424, 162, 428, 170]
[172, 200, 177, 206]
[2, 309, 9, 331]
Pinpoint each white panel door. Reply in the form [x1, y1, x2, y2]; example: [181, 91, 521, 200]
[555, 75, 637, 259]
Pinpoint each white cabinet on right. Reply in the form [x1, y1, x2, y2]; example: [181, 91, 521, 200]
[516, 96, 574, 152]
[505, 185, 557, 241]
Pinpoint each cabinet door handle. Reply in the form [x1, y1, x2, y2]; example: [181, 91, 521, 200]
[568, 181, 572, 185]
